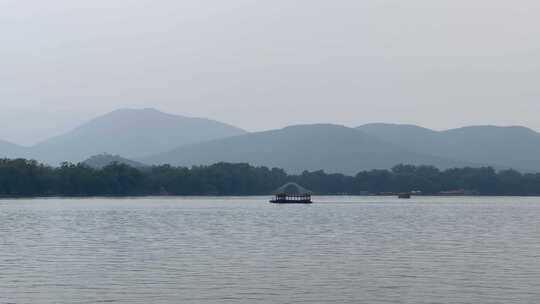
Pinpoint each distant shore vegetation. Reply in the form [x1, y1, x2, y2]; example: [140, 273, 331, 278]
[1, 158, 539, 197]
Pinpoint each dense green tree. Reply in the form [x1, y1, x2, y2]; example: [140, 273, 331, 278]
[1, 158, 540, 197]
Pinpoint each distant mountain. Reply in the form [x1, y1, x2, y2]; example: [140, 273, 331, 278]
[0, 139, 27, 159]
[358, 123, 540, 171]
[30, 108, 247, 165]
[143, 124, 471, 175]
[82, 154, 147, 169]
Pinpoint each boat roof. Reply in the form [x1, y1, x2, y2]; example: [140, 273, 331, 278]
[274, 182, 312, 195]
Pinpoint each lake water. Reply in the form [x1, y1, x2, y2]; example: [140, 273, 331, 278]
[1, 196, 540, 304]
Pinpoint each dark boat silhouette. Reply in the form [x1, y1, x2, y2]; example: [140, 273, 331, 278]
[270, 183, 313, 204]
[398, 193, 411, 199]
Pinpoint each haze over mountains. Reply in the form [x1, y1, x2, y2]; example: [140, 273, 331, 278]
[27, 108, 247, 165]
[82, 154, 147, 169]
[0, 140, 27, 159]
[143, 124, 470, 175]
[1, 108, 540, 174]
[358, 123, 540, 172]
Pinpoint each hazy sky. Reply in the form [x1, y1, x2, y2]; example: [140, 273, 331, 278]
[2, 0, 539, 145]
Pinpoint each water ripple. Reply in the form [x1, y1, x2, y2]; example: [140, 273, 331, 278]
[1, 196, 540, 303]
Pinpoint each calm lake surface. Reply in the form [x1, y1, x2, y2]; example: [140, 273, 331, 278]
[1, 196, 540, 304]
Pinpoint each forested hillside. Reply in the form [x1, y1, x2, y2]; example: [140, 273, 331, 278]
[1, 159, 539, 197]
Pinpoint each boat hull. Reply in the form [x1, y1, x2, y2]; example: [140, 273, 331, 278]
[398, 193, 411, 199]
[270, 199, 312, 204]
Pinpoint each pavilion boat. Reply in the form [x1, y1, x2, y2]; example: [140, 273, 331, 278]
[270, 183, 313, 204]
[270, 193, 312, 204]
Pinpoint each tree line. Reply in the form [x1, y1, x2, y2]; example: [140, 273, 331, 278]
[0, 159, 539, 197]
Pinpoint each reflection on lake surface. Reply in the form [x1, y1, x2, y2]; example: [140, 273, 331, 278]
[1, 196, 540, 303]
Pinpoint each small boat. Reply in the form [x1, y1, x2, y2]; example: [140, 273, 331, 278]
[270, 193, 312, 204]
[270, 182, 313, 204]
[398, 193, 411, 199]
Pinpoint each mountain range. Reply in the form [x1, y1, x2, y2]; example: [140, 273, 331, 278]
[357, 123, 540, 172]
[9, 108, 246, 165]
[143, 124, 471, 175]
[1, 108, 539, 174]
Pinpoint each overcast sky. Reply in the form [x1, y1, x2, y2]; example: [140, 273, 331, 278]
[1, 0, 539, 145]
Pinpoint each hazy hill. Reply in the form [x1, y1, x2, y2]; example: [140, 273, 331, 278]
[31, 108, 246, 165]
[82, 154, 147, 169]
[0, 140, 27, 159]
[143, 124, 470, 175]
[358, 123, 540, 171]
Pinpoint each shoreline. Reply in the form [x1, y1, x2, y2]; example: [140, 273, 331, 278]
[3, 194, 540, 200]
